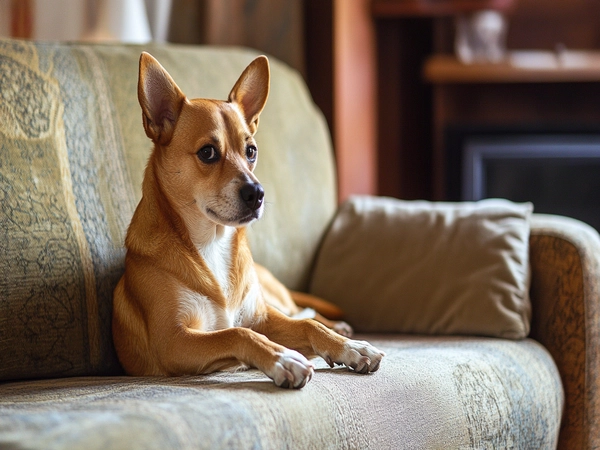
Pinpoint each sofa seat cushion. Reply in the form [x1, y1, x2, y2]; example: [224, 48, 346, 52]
[0, 335, 562, 450]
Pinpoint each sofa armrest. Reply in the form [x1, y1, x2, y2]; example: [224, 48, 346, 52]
[529, 214, 600, 450]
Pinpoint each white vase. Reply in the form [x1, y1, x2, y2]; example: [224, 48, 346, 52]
[83, 0, 152, 43]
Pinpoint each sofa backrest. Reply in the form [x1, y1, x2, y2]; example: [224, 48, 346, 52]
[0, 39, 336, 380]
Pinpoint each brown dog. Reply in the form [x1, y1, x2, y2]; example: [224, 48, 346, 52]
[112, 52, 384, 388]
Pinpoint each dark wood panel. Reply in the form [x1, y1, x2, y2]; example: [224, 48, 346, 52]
[507, 0, 600, 50]
[376, 18, 433, 200]
[304, 0, 334, 136]
[435, 83, 600, 125]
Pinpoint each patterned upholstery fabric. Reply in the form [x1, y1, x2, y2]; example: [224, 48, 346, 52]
[0, 336, 562, 450]
[0, 39, 335, 381]
[529, 214, 600, 449]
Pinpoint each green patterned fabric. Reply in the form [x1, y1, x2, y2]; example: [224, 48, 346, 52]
[0, 39, 336, 381]
[0, 336, 563, 450]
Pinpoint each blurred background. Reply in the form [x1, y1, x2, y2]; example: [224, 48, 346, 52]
[2, 0, 600, 228]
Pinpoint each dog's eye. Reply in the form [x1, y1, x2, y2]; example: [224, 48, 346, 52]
[197, 145, 219, 163]
[246, 145, 257, 163]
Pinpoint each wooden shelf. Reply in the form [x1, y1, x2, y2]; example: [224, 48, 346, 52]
[372, 0, 516, 17]
[424, 51, 600, 83]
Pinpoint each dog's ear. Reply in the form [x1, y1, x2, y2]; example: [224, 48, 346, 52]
[228, 56, 270, 135]
[138, 52, 185, 145]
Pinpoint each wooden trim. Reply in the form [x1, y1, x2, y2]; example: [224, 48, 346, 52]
[333, 0, 378, 202]
[10, 0, 33, 38]
[372, 0, 516, 17]
[424, 53, 600, 84]
[306, 0, 378, 203]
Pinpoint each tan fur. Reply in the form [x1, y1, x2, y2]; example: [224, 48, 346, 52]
[256, 264, 354, 337]
[112, 52, 384, 388]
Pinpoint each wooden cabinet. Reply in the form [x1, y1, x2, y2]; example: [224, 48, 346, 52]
[372, 0, 600, 201]
[425, 52, 600, 199]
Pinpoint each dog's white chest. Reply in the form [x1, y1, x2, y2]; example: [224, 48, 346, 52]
[178, 284, 259, 331]
[197, 226, 234, 296]
[177, 227, 259, 331]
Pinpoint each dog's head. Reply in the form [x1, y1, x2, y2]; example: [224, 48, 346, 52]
[137, 52, 270, 228]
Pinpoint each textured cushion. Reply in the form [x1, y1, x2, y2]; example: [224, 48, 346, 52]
[0, 336, 563, 450]
[0, 39, 335, 381]
[310, 196, 533, 338]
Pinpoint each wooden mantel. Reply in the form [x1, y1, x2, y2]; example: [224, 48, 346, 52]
[424, 51, 600, 84]
[372, 0, 516, 17]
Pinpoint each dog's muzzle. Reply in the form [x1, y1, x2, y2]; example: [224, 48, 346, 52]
[240, 182, 264, 212]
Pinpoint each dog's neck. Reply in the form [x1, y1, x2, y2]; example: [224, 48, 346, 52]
[181, 209, 232, 251]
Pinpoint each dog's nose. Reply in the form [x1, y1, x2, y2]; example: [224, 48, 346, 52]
[240, 183, 264, 211]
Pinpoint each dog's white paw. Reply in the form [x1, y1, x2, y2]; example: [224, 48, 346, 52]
[269, 349, 315, 389]
[327, 340, 385, 374]
[332, 320, 354, 337]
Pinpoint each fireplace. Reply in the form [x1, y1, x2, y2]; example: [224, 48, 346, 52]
[446, 126, 600, 231]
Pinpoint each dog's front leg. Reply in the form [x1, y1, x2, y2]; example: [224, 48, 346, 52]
[162, 327, 315, 388]
[253, 306, 385, 374]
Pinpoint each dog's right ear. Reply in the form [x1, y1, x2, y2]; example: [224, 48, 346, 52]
[138, 52, 185, 145]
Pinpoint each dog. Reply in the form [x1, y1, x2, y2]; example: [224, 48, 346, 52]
[255, 263, 354, 337]
[112, 52, 384, 389]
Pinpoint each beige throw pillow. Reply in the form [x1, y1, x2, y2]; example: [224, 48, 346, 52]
[309, 197, 533, 339]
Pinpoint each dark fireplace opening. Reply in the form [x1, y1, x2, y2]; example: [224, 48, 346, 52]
[446, 125, 600, 232]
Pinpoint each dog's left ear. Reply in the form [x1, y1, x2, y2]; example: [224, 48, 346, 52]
[228, 56, 270, 135]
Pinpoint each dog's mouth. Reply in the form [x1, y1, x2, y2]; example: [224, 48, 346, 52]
[238, 209, 262, 224]
[206, 207, 262, 226]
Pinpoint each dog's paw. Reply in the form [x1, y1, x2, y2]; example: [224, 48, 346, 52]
[327, 340, 385, 374]
[269, 349, 315, 389]
[332, 320, 354, 337]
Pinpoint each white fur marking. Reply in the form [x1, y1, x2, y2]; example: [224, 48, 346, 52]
[177, 255, 261, 331]
[178, 228, 263, 332]
[234, 279, 260, 328]
[292, 308, 317, 320]
[197, 226, 234, 297]
[178, 288, 223, 331]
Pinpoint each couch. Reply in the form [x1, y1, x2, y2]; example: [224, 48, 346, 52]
[0, 38, 598, 449]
